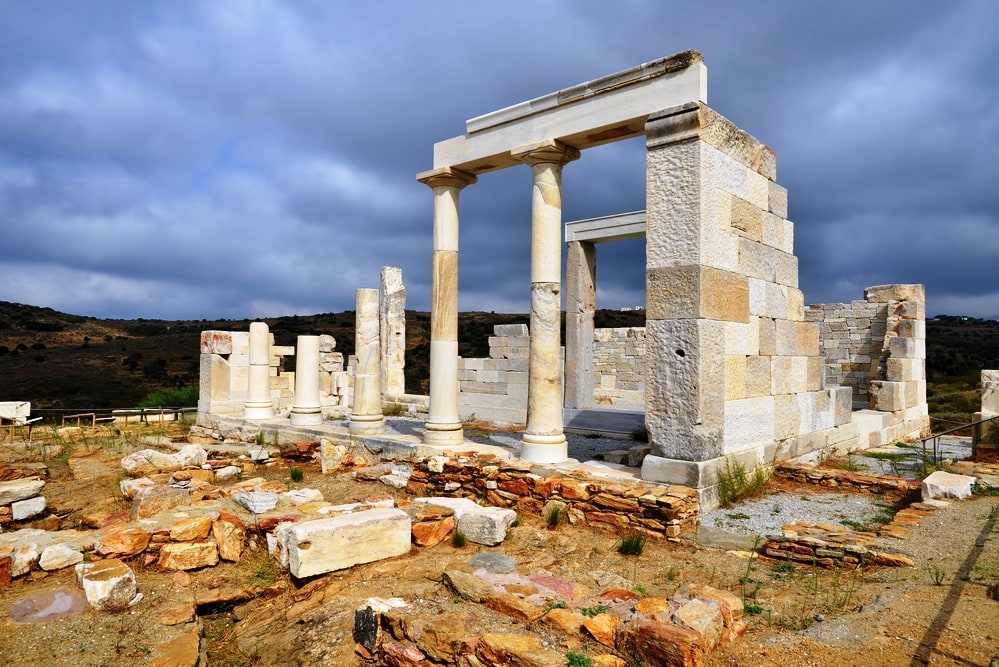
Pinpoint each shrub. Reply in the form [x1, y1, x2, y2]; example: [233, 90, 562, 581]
[290, 467, 304, 483]
[451, 530, 468, 548]
[138, 386, 199, 408]
[717, 457, 771, 507]
[617, 532, 647, 556]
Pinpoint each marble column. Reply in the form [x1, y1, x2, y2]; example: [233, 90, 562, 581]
[350, 288, 385, 435]
[290, 335, 322, 426]
[244, 322, 274, 420]
[564, 240, 596, 410]
[512, 140, 580, 463]
[416, 166, 477, 446]
[380, 266, 407, 397]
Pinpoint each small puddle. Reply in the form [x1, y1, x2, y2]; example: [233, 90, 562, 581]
[9, 588, 88, 623]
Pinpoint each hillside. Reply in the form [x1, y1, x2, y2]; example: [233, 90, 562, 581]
[1, 301, 995, 431]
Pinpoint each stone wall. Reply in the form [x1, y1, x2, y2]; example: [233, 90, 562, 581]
[592, 327, 646, 408]
[456, 324, 530, 427]
[197, 330, 347, 424]
[805, 300, 888, 406]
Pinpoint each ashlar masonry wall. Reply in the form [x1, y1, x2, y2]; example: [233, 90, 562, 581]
[806, 284, 930, 448]
[593, 327, 646, 408]
[197, 330, 347, 426]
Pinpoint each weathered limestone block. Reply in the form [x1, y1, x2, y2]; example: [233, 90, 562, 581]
[616, 618, 704, 667]
[886, 357, 923, 382]
[120, 445, 208, 477]
[724, 397, 774, 451]
[76, 559, 137, 610]
[200, 331, 234, 355]
[12, 543, 40, 577]
[284, 508, 411, 578]
[0, 478, 45, 506]
[199, 354, 231, 403]
[159, 541, 220, 571]
[646, 319, 725, 460]
[982, 371, 999, 414]
[98, 524, 152, 557]
[673, 598, 725, 649]
[646, 265, 749, 323]
[233, 491, 279, 514]
[131, 485, 191, 520]
[170, 516, 213, 542]
[888, 336, 921, 359]
[11, 496, 46, 521]
[922, 470, 974, 501]
[213, 510, 245, 562]
[410, 497, 516, 546]
[39, 543, 84, 571]
[870, 381, 905, 412]
[864, 284, 925, 304]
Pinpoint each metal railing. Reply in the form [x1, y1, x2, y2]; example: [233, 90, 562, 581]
[920, 414, 999, 475]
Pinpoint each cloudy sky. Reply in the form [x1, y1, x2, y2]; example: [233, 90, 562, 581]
[1, 1, 996, 321]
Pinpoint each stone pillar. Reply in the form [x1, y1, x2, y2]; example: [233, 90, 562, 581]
[290, 335, 322, 426]
[512, 140, 580, 463]
[380, 266, 407, 397]
[416, 166, 477, 446]
[350, 288, 385, 435]
[244, 322, 274, 420]
[564, 240, 596, 410]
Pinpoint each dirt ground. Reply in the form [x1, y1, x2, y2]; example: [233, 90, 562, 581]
[1, 428, 998, 667]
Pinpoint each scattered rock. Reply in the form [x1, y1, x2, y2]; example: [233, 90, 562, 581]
[233, 491, 279, 513]
[76, 558, 138, 611]
[0, 478, 45, 505]
[38, 543, 83, 571]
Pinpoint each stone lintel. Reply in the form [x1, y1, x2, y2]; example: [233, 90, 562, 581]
[432, 52, 706, 173]
[565, 210, 647, 243]
[645, 102, 776, 180]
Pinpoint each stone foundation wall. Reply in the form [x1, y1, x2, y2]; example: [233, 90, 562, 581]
[593, 327, 646, 408]
[404, 455, 700, 539]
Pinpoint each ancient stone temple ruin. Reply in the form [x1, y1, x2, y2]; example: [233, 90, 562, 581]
[197, 50, 930, 503]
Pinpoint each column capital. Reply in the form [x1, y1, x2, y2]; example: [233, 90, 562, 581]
[416, 166, 477, 189]
[511, 139, 580, 167]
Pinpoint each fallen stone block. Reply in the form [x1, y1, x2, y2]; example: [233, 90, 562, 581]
[39, 543, 84, 571]
[0, 478, 45, 506]
[158, 541, 220, 571]
[11, 496, 46, 521]
[922, 470, 975, 500]
[233, 491, 279, 514]
[170, 516, 213, 541]
[121, 445, 208, 477]
[213, 510, 246, 561]
[284, 508, 411, 578]
[98, 524, 152, 557]
[76, 558, 138, 611]
[131, 485, 191, 520]
[616, 618, 705, 667]
[410, 497, 516, 546]
[12, 543, 40, 577]
[475, 632, 566, 667]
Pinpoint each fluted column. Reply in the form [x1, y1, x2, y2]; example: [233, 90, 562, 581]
[416, 166, 477, 446]
[290, 335, 322, 426]
[244, 322, 274, 420]
[350, 288, 385, 435]
[512, 140, 580, 463]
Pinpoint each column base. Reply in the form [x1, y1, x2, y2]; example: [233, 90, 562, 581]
[519, 433, 568, 463]
[244, 404, 275, 420]
[290, 408, 323, 426]
[349, 413, 385, 435]
[423, 422, 464, 446]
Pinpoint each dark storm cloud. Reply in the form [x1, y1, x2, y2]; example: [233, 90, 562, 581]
[0, 0, 996, 319]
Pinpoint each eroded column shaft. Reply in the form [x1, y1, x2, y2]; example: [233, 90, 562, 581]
[512, 140, 580, 463]
[350, 288, 385, 435]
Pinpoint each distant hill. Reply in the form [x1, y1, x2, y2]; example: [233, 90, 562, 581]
[0, 301, 644, 411]
[1, 301, 994, 431]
